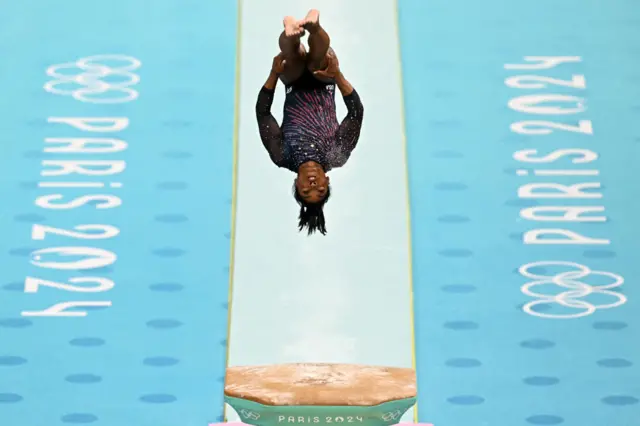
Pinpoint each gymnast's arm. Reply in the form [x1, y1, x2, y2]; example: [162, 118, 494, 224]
[334, 72, 364, 164]
[256, 71, 286, 167]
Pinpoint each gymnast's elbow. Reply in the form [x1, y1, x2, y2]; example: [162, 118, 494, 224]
[348, 102, 364, 121]
[354, 101, 364, 119]
[255, 103, 269, 119]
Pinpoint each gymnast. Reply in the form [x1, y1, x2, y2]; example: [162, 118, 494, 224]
[255, 9, 364, 235]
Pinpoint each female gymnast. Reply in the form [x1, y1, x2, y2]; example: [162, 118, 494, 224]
[255, 9, 364, 235]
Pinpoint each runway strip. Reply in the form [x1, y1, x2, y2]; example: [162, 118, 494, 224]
[227, 0, 416, 422]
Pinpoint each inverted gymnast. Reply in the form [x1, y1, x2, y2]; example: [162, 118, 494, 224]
[256, 9, 364, 235]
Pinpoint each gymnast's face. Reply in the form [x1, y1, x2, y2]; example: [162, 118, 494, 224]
[296, 162, 330, 203]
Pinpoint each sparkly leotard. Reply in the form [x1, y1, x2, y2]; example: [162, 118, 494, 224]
[255, 69, 364, 172]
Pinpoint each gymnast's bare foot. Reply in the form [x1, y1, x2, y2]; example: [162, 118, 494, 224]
[299, 9, 320, 33]
[283, 16, 305, 38]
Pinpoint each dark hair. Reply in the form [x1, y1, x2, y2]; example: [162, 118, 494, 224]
[293, 183, 331, 235]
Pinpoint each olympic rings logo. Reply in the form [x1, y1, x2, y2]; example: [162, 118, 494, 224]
[382, 410, 402, 422]
[239, 409, 260, 420]
[519, 261, 626, 319]
[44, 54, 141, 104]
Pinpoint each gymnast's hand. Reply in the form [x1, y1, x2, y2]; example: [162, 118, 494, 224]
[313, 54, 340, 79]
[272, 53, 286, 75]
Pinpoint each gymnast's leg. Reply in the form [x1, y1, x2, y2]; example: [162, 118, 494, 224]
[299, 9, 330, 73]
[278, 16, 307, 84]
